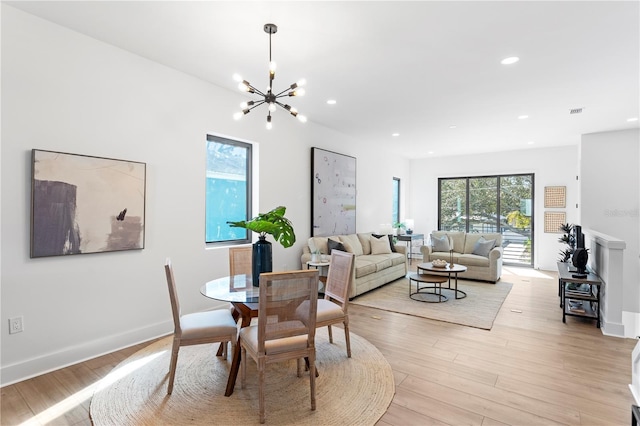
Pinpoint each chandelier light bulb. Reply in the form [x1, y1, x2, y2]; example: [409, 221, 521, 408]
[297, 114, 307, 123]
[233, 112, 243, 120]
[240, 102, 248, 109]
[232, 73, 243, 82]
[269, 61, 277, 72]
[266, 121, 273, 130]
[297, 78, 307, 87]
[294, 88, 306, 97]
[268, 102, 276, 112]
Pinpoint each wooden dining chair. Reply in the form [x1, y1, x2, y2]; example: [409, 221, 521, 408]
[239, 269, 319, 424]
[315, 250, 355, 357]
[229, 246, 252, 276]
[164, 258, 238, 395]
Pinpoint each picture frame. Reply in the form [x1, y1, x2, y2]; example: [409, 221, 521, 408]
[311, 147, 356, 236]
[544, 186, 566, 208]
[544, 211, 566, 233]
[31, 149, 146, 258]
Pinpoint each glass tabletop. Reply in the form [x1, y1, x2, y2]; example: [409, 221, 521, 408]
[418, 262, 467, 273]
[200, 274, 260, 303]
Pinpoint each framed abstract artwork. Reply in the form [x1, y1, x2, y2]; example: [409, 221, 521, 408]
[311, 148, 356, 236]
[30, 149, 146, 258]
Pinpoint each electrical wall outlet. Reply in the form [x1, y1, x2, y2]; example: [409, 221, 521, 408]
[9, 316, 24, 334]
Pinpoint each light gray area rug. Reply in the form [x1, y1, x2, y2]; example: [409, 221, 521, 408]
[351, 277, 513, 330]
[90, 328, 394, 425]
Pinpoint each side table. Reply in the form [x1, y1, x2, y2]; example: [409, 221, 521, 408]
[306, 260, 330, 292]
[396, 233, 424, 264]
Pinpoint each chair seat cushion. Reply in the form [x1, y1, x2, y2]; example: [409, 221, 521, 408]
[180, 309, 237, 340]
[316, 299, 345, 323]
[239, 326, 309, 355]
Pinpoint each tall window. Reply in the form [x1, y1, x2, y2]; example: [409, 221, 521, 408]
[438, 174, 534, 266]
[392, 177, 400, 224]
[205, 135, 252, 244]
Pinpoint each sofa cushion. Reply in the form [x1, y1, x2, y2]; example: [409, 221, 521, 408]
[340, 234, 364, 256]
[308, 236, 336, 255]
[327, 238, 346, 253]
[457, 253, 490, 267]
[357, 233, 373, 255]
[472, 236, 496, 257]
[354, 257, 377, 278]
[372, 234, 397, 252]
[431, 234, 450, 252]
[370, 235, 392, 254]
[463, 233, 502, 254]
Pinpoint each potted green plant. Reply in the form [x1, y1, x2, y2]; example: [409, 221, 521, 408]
[393, 222, 405, 236]
[557, 223, 575, 262]
[227, 206, 296, 286]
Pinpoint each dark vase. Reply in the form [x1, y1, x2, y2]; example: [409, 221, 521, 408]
[252, 235, 273, 286]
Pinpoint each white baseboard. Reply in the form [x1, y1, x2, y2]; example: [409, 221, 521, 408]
[0, 319, 172, 387]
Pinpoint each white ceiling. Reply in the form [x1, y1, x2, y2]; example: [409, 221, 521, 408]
[6, 1, 640, 158]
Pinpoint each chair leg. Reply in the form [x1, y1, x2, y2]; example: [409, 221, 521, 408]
[258, 357, 266, 424]
[167, 337, 180, 395]
[344, 318, 352, 358]
[241, 346, 247, 389]
[308, 350, 316, 411]
[327, 325, 334, 343]
[297, 358, 303, 377]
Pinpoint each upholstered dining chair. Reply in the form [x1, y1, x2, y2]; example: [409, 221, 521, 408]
[229, 246, 252, 276]
[164, 258, 238, 395]
[315, 249, 355, 357]
[239, 269, 319, 424]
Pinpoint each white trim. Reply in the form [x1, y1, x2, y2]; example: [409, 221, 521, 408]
[0, 320, 172, 387]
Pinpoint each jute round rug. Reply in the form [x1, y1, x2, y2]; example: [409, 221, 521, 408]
[90, 328, 394, 425]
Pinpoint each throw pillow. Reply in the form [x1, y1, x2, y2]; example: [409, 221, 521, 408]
[432, 234, 450, 252]
[327, 238, 346, 254]
[370, 235, 392, 254]
[472, 236, 496, 257]
[372, 233, 397, 252]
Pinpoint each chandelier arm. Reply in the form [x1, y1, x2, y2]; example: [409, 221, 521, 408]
[247, 100, 266, 112]
[247, 84, 266, 97]
[274, 88, 292, 97]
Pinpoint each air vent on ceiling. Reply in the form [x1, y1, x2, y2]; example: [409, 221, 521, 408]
[570, 108, 584, 114]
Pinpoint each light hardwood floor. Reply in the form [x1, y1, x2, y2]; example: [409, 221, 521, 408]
[1, 265, 637, 425]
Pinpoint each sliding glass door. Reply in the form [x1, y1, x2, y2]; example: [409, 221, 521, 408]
[438, 174, 534, 266]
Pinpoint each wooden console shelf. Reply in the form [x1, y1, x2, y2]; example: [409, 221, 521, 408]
[557, 262, 602, 328]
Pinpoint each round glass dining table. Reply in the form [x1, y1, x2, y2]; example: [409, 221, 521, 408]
[200, 274, 260, 397]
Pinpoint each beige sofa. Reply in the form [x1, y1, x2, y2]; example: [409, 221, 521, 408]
[420, 231, 503, 283]
[301, 232, 407, 298]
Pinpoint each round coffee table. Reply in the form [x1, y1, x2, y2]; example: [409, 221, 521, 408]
[417, 262, 468, 300]
[407, 272, 449, 302]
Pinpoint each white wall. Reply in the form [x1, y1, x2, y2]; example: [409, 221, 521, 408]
[580, 129, 640, 337]
[0, 6, 409, 385]
[409, 146, 579, 271]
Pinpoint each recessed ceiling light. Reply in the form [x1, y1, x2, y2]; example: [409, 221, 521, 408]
[518, 115, 529, 120]
[392, 133, 400, 137]
[449, 125, 457, 129]
[501, 56, 520, 65]
[327, 99, 337, 105]
[627, 117, 638, 122]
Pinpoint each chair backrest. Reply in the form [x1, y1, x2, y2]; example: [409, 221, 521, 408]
[257, 270, 319, 353]
[324, 250, 355, 305]
[229, 246, 252, 277]
[164, 258, 182, 335]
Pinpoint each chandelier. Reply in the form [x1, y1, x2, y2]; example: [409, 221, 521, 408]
[233, 23, 307, 129]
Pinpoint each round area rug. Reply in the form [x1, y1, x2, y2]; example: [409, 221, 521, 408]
[90, 328, 394, 425]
